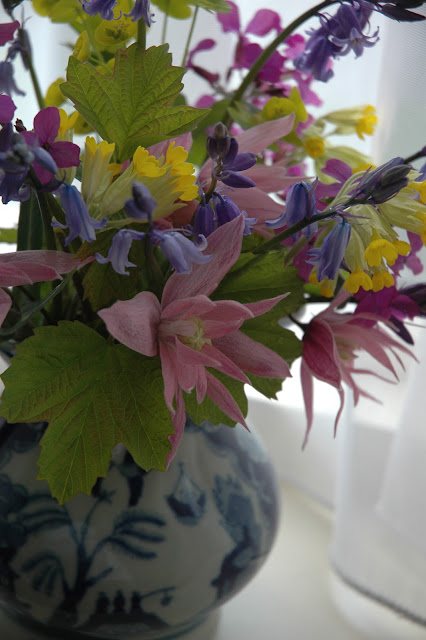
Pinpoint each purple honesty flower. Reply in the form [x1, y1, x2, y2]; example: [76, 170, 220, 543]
[0, 93, 15, 124]
[355, 285, 420, 343]
[96, 228, 145, 275]
[351, 157, 411, 204]
[0, 20, 19, 46]
[186, 39, 220, 84]
[79, 0, 118, 19]
[0, 60, 24, 96]
[21, 107, 80, 185]
[307, 219, 351, 281]
[245, 8, 281, 35]
[53, 183, 107, 245]
[125, 0, 154, 26]
[151, 230, 212, 274]
[125, 182, 157, 220]
[193, 201, 216, 237]
[266, 180, 318, 231]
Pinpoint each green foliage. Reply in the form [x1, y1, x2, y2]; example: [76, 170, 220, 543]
[61, 44, 208, 163]
[185, 370, 247, 427]
[189, 0, 231, 13]
[0, 228, 17, 244]
[0, 322, 173, 503]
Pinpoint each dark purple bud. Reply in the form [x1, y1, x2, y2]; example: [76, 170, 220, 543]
[353, 157, 411, 203]
[193, 202, 216, 237]
[220, 170, 256, 188]
[125, 181, 157, 220]
[213, 194, 242, 226]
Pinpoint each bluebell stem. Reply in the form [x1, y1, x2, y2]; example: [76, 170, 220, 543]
[96, 229, 145, 275]
[53, 182, 107, 245]
[151, 230, 212, 274]
[307, 219, 352, 281]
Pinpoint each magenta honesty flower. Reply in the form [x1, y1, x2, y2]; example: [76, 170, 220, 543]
[300, 290, 413, 447]
[98, 216, 291, 463]
[0, 20, 19, 46]
[21, 107, 80, 185]
[0, 250, 92, 327]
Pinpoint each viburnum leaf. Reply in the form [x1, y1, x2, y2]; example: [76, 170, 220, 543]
[61, 43, 208, 162]
[0, 322, 173, 503]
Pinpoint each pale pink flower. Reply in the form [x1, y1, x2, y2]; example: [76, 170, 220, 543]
[300, 290, 414, 447]
[99, 216, 291, 462]
[0, 250, 92, 326]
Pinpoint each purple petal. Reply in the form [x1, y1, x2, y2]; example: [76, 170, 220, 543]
[49, 140, 81, 169]
[217, 1, 240, 33]
[245, 9, 281, 36]
[33, 107, 60, 146]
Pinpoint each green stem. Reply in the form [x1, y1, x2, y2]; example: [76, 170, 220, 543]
[222, 0, 339, 129]
[181, 7, 199, 67]
[161, 1, 170, 45]
[35, 191, 58, 252]
[19, 28, 45, 111]
[137, 19, 147, 50]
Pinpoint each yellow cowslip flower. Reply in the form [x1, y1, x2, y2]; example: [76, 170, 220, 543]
[412, 179, 426, 204]
[133, 147, 164, 178]
[72, 31, 90, 63]
[323, 105, 377, 140]
[371, 270, 395, 292]
[414, 211, 426, 245]
[364, 229, 399, 267]
[45, 78, 65, 108]
[58, 109, 79, 140]
[95, 16, 137, 47]
[304, 136, 325, 159]
[262, 88, 308, 125]
[82, 137, 116, 206]
[344, 268, 373, 294]
[163, 142, 198, 201]
[308, 270, 335, 297]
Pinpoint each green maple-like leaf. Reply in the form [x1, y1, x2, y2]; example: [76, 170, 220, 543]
[61, 43, 208, 163]
[184, 371, 247, 428]
[0, 322, 173, 503]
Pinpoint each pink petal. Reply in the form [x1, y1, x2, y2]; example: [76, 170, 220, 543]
[0, 250, 91, 286]
[0, 94, 16, 123]
[244, 165, 300, 193]
[243, 293, 289, 318]
[217, 1, 240, 33]
[202, 342, 250, 383]
[50, 140, 81, 168]
[0, 288, 11, 327]
[148, 133, 192, 159]
[161, 294, 216, 321]
[236, 114, 295, 154]
[205, 370, 248, 429]
[159, 341, 180, 412]
[302, 319, 342, 388]
[98, 291, 161, 357]
[162, 215, 245, 307]
[230, 187, 286, 223]
[213, 330, 291, 379]
[300, 360, 314, 448]
[33, 106, 60, 145]
[0, 20, 19, 46]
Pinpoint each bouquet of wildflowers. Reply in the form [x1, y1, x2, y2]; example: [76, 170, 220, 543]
[0, 0, 425, 503]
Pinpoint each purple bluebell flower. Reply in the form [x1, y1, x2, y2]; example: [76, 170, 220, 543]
[53, 183, 107, 246]
[351, 157, 411, 204]
[307, 219, 351, 281]
[79, 0, 118, 20]
[0, 93, 16, 123]
[294, 1, 376, 82]
[0, 60, 24, 96]
[216, 138, 257, 188]
[125, 0, 154, 26]
[125, 182, 157, 221]
[151, 230, 212, 274]
[0, 125, 34, 203]
[193, 200, 216, 237]
[96, 229, 145, 275]
[213, 194, 242, 226]
[241, 211, 257, 236]
[266, 180, 318, 230]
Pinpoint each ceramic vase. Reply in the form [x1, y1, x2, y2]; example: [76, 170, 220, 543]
[0, 416, 280, 639]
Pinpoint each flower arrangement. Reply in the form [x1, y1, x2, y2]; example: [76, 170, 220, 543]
[0, 0, 425, 504]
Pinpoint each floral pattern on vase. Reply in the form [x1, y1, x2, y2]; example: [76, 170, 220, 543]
[0, 416, 280, 639]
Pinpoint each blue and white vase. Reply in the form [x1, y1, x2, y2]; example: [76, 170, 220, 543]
[0, 416, 280, 639]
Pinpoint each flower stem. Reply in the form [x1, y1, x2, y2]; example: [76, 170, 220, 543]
[181, 7, 199, 67]
[19, 27, 45, 111]
[137, 19, 147, 50]
[222, 0, 339, 129]
[161, 1, 170, 45]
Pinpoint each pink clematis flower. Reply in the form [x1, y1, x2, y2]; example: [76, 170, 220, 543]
[21, 107, 80, 185]
[0, 250, 92, 327]
[99, 216, 291, 463]
[300, 290, 414, 447]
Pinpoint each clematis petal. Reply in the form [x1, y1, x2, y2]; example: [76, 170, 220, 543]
[0, 288, 11, 326]
[98, 291, 161, 357]
[205, 371, 248, 429]
[302, 319, 342, 388]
